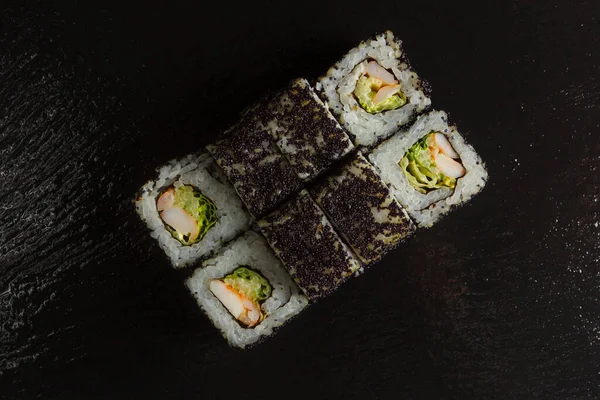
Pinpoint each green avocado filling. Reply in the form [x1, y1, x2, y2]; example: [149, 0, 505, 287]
[400, 133, 456, 194]
[222, 267, 272, 304]
[166, 185, 217, 245]
[354, 75, 406, 114]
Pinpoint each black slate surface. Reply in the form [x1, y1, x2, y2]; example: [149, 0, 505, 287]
[1, 1, 599, 399]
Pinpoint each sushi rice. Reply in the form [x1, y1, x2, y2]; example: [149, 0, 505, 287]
[135, 152, 251, 268]
[368, 110, 488, 228]
[186, 231, 308, 349]
[316, 30, 431, 148]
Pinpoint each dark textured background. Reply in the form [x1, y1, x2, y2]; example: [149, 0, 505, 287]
[1, 1, 599, 398]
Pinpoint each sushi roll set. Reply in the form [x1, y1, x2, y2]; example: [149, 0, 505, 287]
[135, 31, 487, 348]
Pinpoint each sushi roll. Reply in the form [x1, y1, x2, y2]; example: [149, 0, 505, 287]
[258, 190, 362, 301]
[186, 231, 308, 348]
[368, 110, 488, 228]
[316, 30, 431, 148]
[258, 78, 355, 181]
[206, 121, 303, 218]
[135, 152, 251, 268]
[309, 152, 416, 265]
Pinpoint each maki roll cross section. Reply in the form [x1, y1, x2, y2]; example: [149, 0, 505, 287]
[310, 153, 416, 265]
[135, 153, 251, 268]
[258, 190, 362, 301]
[316, 31, 431, 148]
[186, 231, 308, 349]
[369, 110, 488, 227]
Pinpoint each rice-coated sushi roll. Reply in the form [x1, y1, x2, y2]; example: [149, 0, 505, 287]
[186, 231, 308, 349]
[258, 190, 362, 301]
[206, 122, 303, 217]
[316, 30, 431, 148]
[135, 152, 251, 268]
[368, 110, 488, 228]
[309, 152, 416, 265]
[259, 78, 355, 181]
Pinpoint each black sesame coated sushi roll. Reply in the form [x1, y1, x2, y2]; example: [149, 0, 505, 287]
[258, 190, 362, 301]
[259, 78, 355, 181]
[309, 152, 416, 265]
[206, 121, 304, 218]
